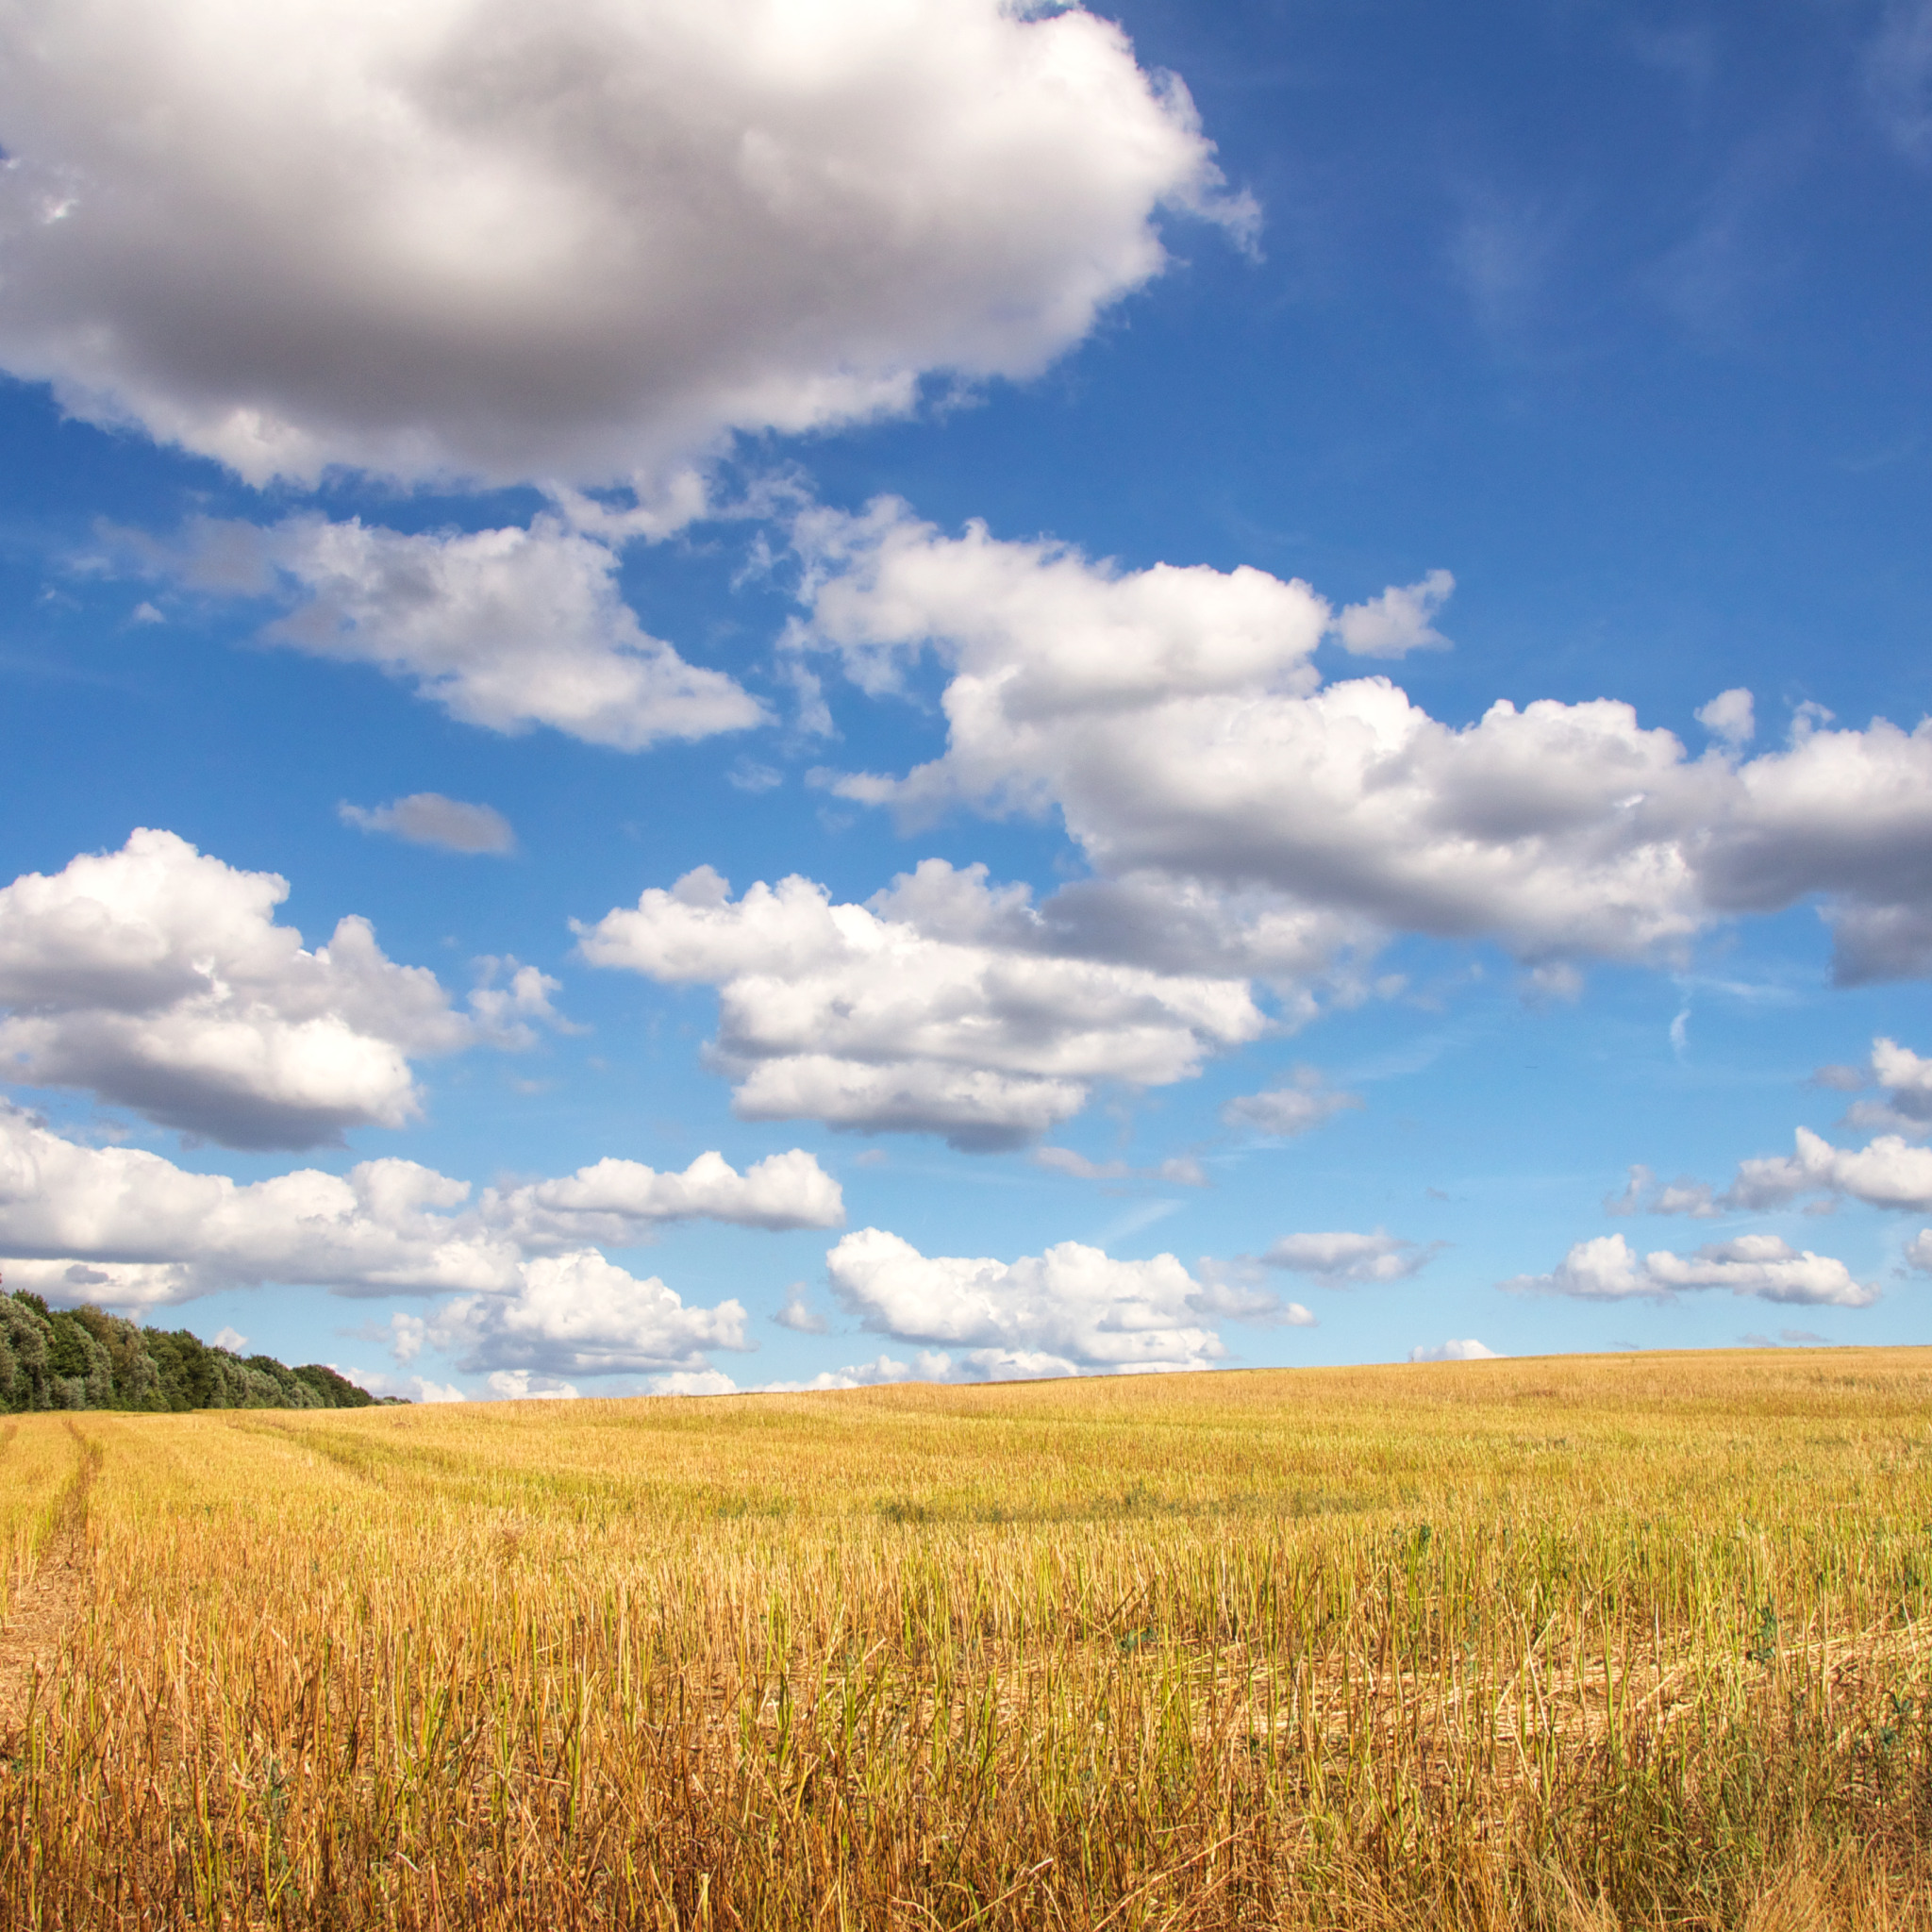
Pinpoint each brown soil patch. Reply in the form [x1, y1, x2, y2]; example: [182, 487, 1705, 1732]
[0, 1491, 89, 1742]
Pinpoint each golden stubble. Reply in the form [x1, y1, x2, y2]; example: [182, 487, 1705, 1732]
[3, 1349, 1931, 1929]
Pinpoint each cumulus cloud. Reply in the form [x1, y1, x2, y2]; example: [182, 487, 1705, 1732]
[825, 1227, 1224, 1374]
[465, 958, 576, 1051]
[172, 516, 765, 751]
[0, 1104, 840, 1307]
[1223, 1066, 1362, 1137]
[0, 1106, 520, 1305]
[1330, 570, 1455, 659]
[792, 495, 1331, 716]
[340, 1364, 468, 1403]
[758, 1349, 955, 1392]
[643, 1369, 736, 1397]
[483, 1147, 843, 1246]
[339, 793, 516, 855]
[0, 0, 1247, 486]
[576, 858, 1268, 1148]
[1696, 688, 1756, 748]
[0, 829, 487, 1148]
[431, 1249, 748, 1378]
[1723, 1126, 1932, 1214]
[1840, 1037, 1932, 1135]
[1616, 1047, 1932, 1218]
[1409, 1338, 1498, 1362]
[793, 503, 1932, 985]
[1505, 1231, 1876, 1307]
[1260, 1229, 1438, 1285]
[486, 1370, 581, 1401]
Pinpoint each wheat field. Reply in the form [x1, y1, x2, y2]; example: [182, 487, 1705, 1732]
[3, 1350, 1931, 1930]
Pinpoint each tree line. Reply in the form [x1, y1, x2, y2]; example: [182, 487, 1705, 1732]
[0, 1288, 394, 1412]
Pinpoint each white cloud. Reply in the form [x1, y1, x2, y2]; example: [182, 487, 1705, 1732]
[1260, 1229, 1437, 1285]
[1696, 688, 1756, 748]
[794, 504, 1932, 986]
[1223, 1066, 1362, 1137]
[175, 516, 765, 751]
[1723, 1125, 1932, 1213]
[757, 1349, 954, 1391]
[1905, 1229, 1932, 1274]
[1620, 1048, 1932, 1220]
[210, 1324, 247, 1352]
[792, 495, 1330, 715]
[465, 958, 575, 1051]
[337, 1363, 467, 1403]
[1841, 1037, 1932, 1135]
[339, 793, 516, 855]
[648, 1369, 738, 1397]
[486, 1369, 581, 1401]
[1330, 570, 1454, 659]
[825, 1226, 1224, 1373]
[435, 1249, 748, 1377]
[0, 1106, 839, 1314]
[1505, 1231, 1876, 1307]
[1409, 1338, 1498, 1362]
[0, 829, 478, 1147]
[0, 0, 1247, 486]
[483, 1147, 844, 1245]
[0, 1106, 520, 1304]
[576, 858, 1267, 1148]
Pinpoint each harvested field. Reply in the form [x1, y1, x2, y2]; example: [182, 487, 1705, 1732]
[3, 1350, 1931, 1928]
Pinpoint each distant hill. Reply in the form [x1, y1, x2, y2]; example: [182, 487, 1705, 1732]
[0, 1288, 395, 1412]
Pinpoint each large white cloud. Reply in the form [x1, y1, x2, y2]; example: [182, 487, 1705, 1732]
[825, 1226, 1224, 1374]
[429, 1250, 748, 1378]
[0, 0, 1246, 486]
[0, 1107, 518, 1304]
[794, 502, 1932, 984]
[576, 858, 1269, 1147]
[484, 1147, 843, 1247]
[0, 1104, 841, 1306]
[0, 829, 496, 1147]
[1723, 1125, 1932, 1214]
[1504, 1232, 1876, 1307]
[168, 515, 766, 750]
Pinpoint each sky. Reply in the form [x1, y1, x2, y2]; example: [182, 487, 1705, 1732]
[4, 0, 1932, 1401]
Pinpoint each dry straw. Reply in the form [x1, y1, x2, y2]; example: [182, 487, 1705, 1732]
[3, 1349, 1930, 1928]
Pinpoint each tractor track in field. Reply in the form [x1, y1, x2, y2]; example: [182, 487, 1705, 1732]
[0, 1431, 93, 1743]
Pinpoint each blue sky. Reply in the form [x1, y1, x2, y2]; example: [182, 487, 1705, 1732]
[4, 0, 1932, 1397]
